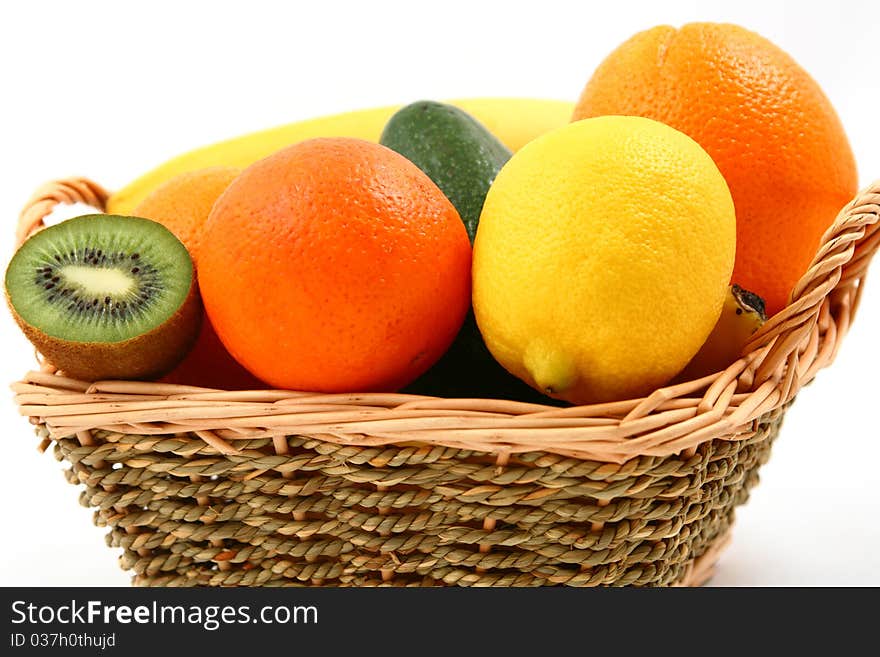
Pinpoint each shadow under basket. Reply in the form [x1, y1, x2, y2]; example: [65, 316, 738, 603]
[12, 178, 880, 587]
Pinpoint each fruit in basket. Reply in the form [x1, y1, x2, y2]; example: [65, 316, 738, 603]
[473, 116, 736, 404]
[198, 137, 471, 392]
[380, 100, 512, 240]
[133, 167, 264, 389]
[572, 22, 858, 316]
[107, 98, 575, 215]
[676, 284, 767, 381]
[5, 214, 200, 381]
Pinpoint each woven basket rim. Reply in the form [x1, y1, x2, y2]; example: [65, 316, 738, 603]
[12, 177, 880, 464]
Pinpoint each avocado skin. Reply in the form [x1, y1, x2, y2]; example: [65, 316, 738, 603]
[380, 100, 511, 242]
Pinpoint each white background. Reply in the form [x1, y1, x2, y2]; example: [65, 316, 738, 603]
[0, 0, 877, 586]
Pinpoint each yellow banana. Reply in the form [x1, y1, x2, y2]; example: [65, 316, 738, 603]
[676, 284, 767, 381]
[107, 97, 574, 215]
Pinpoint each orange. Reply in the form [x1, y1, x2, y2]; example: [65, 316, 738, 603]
[158, 317, 265, 390]
[573, 23, 858, 315]
[133, 167, 264, 389]
[198, 137, 472, 392]
[134, 167, 240, 264]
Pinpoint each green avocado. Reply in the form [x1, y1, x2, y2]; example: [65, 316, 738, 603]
[382, 101, 561, 405]
[380, 100, 511, 242]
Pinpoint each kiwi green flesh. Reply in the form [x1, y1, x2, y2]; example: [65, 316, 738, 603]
[6, 214, 193, 343]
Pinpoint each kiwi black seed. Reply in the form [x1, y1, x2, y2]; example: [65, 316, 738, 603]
[5, 214, 201, 381]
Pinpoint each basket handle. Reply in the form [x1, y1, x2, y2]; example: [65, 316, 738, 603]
[15, 177, 109, 248]
[744, 180, 880, 387]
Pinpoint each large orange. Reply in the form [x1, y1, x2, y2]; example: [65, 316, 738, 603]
[198, 138, 472, 392]
[133, 167, 264, 389]
[573, 23, 857, 315]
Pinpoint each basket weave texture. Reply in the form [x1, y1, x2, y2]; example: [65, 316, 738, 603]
[12, 178, 880, 586]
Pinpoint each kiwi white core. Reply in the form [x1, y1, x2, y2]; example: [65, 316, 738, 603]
[62, 265, 135, 296]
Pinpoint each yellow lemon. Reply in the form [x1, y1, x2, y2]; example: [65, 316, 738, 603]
[472, 116, 736, 404]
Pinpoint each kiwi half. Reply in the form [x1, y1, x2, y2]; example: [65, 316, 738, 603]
[5, 214, 201, 381]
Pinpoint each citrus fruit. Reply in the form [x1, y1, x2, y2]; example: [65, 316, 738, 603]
[198, 137, 472, 392]
[572, 23, 857, 315]
[472, 116, 736, 404]
[133, 167, 264, 389]
[158, 318, 265, 390]
[134, 167, 240, 264]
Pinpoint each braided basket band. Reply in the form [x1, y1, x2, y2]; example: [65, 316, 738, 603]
[12, 179, 880, 464]
[44, 406, 779, 586]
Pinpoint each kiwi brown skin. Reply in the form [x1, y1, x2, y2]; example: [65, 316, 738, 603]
[7, 275, 202, 381]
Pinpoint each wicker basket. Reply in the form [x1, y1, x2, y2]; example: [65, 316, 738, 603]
[11, 177, 880, 586]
